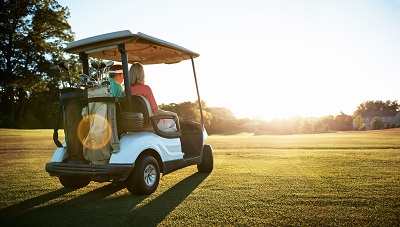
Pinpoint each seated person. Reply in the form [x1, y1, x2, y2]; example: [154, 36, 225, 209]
[129, 62, 178, 131]
[108, 64, 124, 97]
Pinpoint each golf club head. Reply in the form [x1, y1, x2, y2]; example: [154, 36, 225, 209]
[88, 77, 97, 82]
[86, 81, 97, 87]
[99, 62, 106, 69]
[101, 81, 110, 86]
[50, 65, 60, 71]
[78, 74, 90, 80]
[58, 61, 69, 72]
[91, 62, 100, 69]
[77, 79, 87, 87]
[106, 60, 114, 67]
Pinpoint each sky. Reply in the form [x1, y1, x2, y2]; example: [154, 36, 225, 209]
[58, 0, 400, 120]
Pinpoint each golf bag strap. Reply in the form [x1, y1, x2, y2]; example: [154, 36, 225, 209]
[108, 102, 120, 153]
[53, 104, 64, 148]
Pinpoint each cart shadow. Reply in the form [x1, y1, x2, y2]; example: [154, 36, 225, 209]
[0, 183, 131, 226]
[0, 188, 74, 215]
[0, 172, 209, 226]
[125, 172, 210, 226]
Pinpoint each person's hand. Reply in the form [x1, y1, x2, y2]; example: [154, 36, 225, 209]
[170, 112, 179, 121]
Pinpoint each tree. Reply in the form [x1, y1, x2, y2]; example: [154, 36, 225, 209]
[204, 107, 237, 134]
[354, 100, 399, 116]
[353, 115, 365, 131]
[320, 115, 336, 131]
[0, 0, 73, 127]
[371, 117, 383, 130]
[159, 100, 212, 129]
[300, 118, 312, 133]
[335, 112, 353, 131]
[312, 118, 326, 133]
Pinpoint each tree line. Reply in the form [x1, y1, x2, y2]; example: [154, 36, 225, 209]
[164, 102, 354, 135]
[158, 99, 400, 134]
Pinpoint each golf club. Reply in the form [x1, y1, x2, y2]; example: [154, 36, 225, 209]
[58, 61, 73, 87]
[99, 62, 106, 82]
[77, 74, 90, 88]
[101, 81, 110, 86]
[106, 60, 114, 68]
[91, 61, 101, 84]
[104, 60, 114, 82]
[51, 65, 66, 88]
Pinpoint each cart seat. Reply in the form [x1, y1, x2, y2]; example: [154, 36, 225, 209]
[131, 95, 152, 126]
[117, 95, 152, 132]
[117, 95, 181, 138]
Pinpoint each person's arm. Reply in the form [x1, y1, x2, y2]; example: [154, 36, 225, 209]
[153, 109, 179, 122]
[153, 109, 178, 120]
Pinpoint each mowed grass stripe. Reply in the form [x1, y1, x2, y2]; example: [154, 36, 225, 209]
[208, 130, 400, 150]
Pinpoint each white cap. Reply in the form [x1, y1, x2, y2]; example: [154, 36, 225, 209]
[109, 70, 123, 74]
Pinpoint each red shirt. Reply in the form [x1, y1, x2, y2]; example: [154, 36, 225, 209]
[130, 84, 158, 111]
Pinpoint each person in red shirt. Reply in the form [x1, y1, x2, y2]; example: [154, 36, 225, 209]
[129, 63, 178, 130]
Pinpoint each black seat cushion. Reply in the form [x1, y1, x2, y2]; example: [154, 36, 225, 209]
[118, 95, 152, 125]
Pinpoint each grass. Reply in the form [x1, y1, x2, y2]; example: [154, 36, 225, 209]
[0, 128, 399, 226]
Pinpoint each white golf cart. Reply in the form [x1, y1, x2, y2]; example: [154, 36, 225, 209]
[45, 30, 213, 195]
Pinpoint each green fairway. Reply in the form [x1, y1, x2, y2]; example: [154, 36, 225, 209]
[0, 129, 399, 226]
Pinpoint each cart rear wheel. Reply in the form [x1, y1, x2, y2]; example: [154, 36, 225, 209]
[59, 175, 90, 189]
[126, 155, 160, 195]
[197, 144, 213, 173]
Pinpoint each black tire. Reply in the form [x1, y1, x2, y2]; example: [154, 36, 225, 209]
[126, 155, 160, 195]
[197, 144, 213, 173]
[59, 175, 90, 189]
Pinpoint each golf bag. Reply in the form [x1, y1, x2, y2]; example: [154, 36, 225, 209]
[53, 88, 88, 163]
[82, 85, 120, 164]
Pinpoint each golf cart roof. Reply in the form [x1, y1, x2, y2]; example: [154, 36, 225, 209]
[64, 30, 199, 64]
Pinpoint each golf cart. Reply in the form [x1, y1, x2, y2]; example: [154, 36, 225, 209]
[45, 30, 213, 195]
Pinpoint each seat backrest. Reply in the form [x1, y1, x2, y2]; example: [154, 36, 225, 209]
[118, 95, 152, 126]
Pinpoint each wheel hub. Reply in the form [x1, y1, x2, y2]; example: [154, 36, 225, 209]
[144, 164, 156, 187]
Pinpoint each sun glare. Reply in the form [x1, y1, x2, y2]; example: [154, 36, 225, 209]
[78, 114, 112, 150]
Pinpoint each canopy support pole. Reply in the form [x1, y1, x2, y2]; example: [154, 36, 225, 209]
[191, 57, 204, 127]
[79, 52, 89, 76]
[118, 44, 133, 111]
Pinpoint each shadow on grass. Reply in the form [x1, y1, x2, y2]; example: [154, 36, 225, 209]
[124, 172, 210, 226]
[0, 172, 209, 226]
[0, 183, 130, 226]
[0, 188, 73, 214]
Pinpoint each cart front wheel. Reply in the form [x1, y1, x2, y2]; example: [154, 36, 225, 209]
[197, 144, 214, 173]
